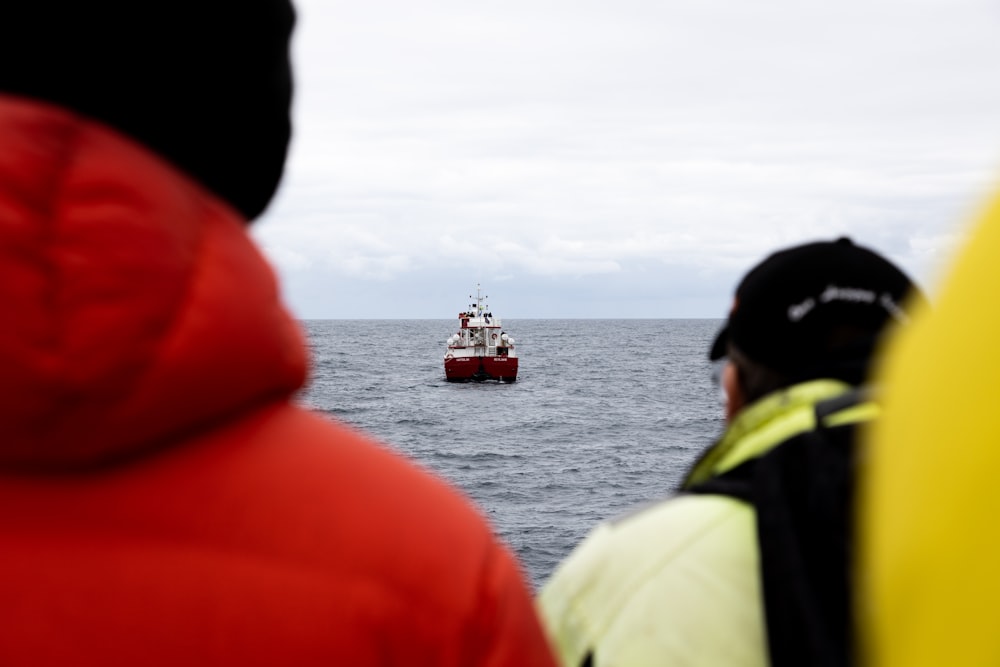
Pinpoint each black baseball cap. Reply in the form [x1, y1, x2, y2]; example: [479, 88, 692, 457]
[709, 237, 920, 379]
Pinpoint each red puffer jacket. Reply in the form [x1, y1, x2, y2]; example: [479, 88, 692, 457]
[0, 96, 556, 667]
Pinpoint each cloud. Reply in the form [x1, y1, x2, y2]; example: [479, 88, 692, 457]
[252, 0, 1000, 318]
[260, 244, 313, 273]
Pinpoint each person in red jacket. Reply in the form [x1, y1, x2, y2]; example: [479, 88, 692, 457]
[0, 2, 556, 666]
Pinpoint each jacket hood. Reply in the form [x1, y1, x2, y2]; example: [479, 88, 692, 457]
[0, 96, 308, 470]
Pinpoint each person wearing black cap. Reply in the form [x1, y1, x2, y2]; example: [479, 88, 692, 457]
[537, 238, 922, 667]
[0, 3, 556, 666]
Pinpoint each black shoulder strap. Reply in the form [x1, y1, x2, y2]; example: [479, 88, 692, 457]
[814, 387, 869, 422]
[687, 392, 864, 667]
[754, 422, 856, 667]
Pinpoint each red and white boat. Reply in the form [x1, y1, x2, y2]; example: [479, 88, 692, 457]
[444, 285, 518, 382]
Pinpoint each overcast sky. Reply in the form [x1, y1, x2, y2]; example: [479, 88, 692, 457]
[251, 0, 1000, 319]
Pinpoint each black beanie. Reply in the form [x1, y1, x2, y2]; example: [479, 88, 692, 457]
[0, 0, 295, 221]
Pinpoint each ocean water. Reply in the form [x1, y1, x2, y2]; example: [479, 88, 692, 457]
[300, 319, 725, 591]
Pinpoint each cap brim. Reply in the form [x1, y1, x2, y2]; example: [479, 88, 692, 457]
[709, 325, 729, 360]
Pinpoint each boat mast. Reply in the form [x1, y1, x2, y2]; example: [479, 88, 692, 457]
[470, 283, 488, 318]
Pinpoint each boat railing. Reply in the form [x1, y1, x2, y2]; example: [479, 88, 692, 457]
[463, 317, 502, 327]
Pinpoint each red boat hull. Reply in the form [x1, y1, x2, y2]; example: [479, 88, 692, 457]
[444, 355, 518, 382]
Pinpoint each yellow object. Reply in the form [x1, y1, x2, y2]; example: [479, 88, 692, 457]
[860, 190, 1000, 665]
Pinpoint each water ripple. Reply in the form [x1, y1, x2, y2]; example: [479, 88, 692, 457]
[301, 319, 723, 589]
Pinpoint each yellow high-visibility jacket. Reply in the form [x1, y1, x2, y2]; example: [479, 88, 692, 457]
[538, 379, 868, 667]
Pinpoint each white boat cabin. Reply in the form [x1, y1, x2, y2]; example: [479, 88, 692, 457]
[446, 313, 515, 357]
